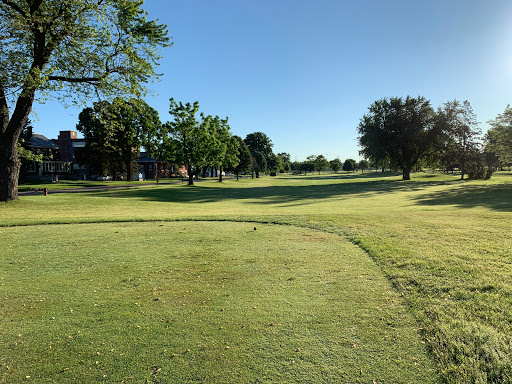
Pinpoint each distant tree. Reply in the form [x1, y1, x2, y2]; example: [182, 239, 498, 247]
[301, 155, 316, 175]
[163, 98, 215, 185]
[206, 115, 236, 182]
[222, 134, 241, 181]
[75, 101, 127, 179]
[358, 159, 369, 173]
[0, 0, 169, 201]
[485, 105, 512, 168]
[266, 152, 280, 173]
[230, 136, 251, 180]
[244, 132, 273, 159]
[76, 98, 161, 180]
[277, 152, 291, 173]
[330, 158, 342, 173]
[358, 96, 439, 180]
[314, 155, 329, 174]
[244, 132, 274, 178]
[437, 100, 481, 180]
[343, 158, 356, 172]
[290, 161, 301, 173]
[251, 151, 267, 178]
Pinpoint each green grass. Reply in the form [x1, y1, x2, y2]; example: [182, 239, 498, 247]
[2, 171, 512, 383]
[1, 221, 435, 383]
[17, 178, 183, 192]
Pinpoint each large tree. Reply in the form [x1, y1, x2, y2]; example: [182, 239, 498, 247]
[0, 0, 169, 201]
[358, 96, 438, 180]
[343, 158, 356, 172]
[313, 154, 329, 174]
[76, 98, 161, 180]
[485, 105, 512, 168]
[207, 116, 238, 182]
[229, 135, 251, 180]
[163, 98, 215, 185]
[244, 132, 273, 159]
[277, 152, 291, 173]
[330, 158, 342, 173]
[437, 100, 481, 179]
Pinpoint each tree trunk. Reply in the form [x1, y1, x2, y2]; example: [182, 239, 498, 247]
[255, 170, 260, 178]
[219, 165, 223, 182]
[187, 166, 194, 185]
[236, 171, 239, 181]
[402, 168, 411, 180]
[460, 154, 465, 180]
[0, 139, 21, 201]
[0, 86, 35, 201]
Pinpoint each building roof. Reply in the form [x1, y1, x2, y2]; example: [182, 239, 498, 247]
[136, 152, 156, 163]
[27, 134, 61, 149]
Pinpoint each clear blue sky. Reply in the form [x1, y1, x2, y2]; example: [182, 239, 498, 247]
[33, 0, 512, 162]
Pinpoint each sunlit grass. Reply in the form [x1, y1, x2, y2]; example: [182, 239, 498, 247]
[0, 221, 435, 383]
[2, 171, 512, 382]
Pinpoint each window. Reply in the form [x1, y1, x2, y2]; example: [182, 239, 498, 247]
[149, 164, 153, 171]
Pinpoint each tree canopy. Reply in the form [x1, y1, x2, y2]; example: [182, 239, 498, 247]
[330, 158, 342, 173]
[357, 96, 438, 180]
[0, 0, 169, 201]
[436, 100, 481, 179]
[76, 98, 161, 180]
[163, 99, 213, 185]
[485, 105, 512, 168]
[343, 159, 356, 172]
[229, 135, 251, 180]
[245, 132, 273, 178]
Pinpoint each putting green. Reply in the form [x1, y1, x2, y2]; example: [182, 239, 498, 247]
[1, 221, 437, 383]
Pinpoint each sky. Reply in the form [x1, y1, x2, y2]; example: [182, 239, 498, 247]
[32, 0, 512, 162]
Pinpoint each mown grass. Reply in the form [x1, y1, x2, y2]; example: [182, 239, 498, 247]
[1, 221, 435, 383]
[2, 171, 512, 383]
[17, 178, 183, 192]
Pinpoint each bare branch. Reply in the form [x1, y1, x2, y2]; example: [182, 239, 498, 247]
[47, 76, 102, 83]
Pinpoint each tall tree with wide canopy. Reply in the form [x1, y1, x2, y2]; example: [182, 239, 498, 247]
[343, 158, 356, 172]
[163, 98, 215, 186]
[330, 158, 342, 173]
[229, 135, 251, 180]
[437, 100, 481, 179]
[485, 105, 512, 168]
[358, 96, 438, 180]
[207, 115, 238, 182]
[0, 0, 169, 201]
[313, 154, 329, 174]
[76, 98, 161, 180]
[277, 152, 291, 173]
[244, 132, 273, 178]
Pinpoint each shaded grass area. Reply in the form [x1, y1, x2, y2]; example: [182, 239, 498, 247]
[0, 222, 436, 383]
[2, 172, 512, 382]
[17, 178, 183, 192]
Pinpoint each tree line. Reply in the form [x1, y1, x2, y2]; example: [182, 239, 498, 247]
[75, 97, 292, 185]
[357, 96, 512, 180]
[289, 155, 370, 175]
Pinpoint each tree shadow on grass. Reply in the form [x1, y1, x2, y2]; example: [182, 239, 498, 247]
[280, 171, 402, 181]
[99, 176, 453, 207]
[412, 183, 512, 212]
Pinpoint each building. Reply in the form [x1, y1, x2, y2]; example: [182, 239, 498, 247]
[23, 130, 186, 180]
[23, 134, 71, 177]
[53, 131, 88, 177]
